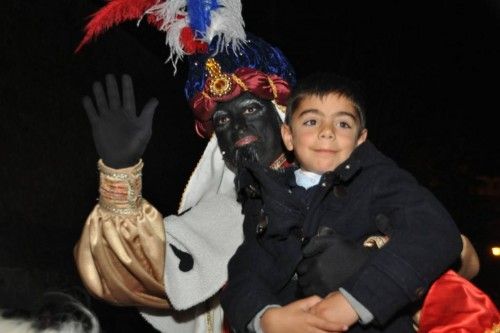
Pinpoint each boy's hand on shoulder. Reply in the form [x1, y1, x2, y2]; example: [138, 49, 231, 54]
[310, 291, 359, 328]
[260, 296, 348, 333]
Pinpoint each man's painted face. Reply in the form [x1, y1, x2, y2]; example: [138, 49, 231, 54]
[213, 92, 284, 171]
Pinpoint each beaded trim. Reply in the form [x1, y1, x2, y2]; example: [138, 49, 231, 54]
[363, 235, 389, 249]
[267, 76, 278, 99]
[269, 153, 288, 170]
[231, 73, 248, 91]
[98, 159, 143, 215]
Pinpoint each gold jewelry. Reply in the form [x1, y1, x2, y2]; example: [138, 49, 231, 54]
[98, 159, 143, 215]
[266, 76, 278, 99]
[485, 323, 500, 333]
[205, 58, 233, 97]
[269, 153, 287, 170]
[271, 100, 286, 115]
[363, 235, 389, 249]
[231, 73, 248, 91]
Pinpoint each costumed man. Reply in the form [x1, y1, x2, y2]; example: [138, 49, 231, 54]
[74, 1, 498, 332]
[74, 1, 295, 332]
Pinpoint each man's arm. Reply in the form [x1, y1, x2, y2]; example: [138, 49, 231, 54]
[74, 160, 169, 309]
[340, 167, 463, 325]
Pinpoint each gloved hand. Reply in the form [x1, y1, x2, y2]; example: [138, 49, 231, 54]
[236, 163, 304, 238]
[83, 74, 159, 168]
[297, 227, 377, 297]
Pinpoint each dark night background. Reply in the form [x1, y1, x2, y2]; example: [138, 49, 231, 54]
[1, 0, 499, 332]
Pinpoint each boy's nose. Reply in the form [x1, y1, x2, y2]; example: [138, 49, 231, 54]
[319, 126, 335, 139]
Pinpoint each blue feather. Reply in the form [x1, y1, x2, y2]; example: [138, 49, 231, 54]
[188, 0, 219, 37]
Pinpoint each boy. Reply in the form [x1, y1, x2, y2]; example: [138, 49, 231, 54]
[220, 72, 463, 332]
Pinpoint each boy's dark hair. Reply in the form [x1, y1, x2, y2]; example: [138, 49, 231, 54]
[285, 72, 367, 131]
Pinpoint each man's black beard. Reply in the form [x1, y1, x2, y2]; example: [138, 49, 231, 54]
[233, 144, 261, 170]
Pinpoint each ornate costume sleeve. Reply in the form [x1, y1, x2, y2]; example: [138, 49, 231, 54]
[74, 160, 169, 309]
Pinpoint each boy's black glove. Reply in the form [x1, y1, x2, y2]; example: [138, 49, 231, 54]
[83, 74, 158, 168]
[297, 227, 377, 297]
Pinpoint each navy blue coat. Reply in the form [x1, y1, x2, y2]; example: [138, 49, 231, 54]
[221, 141, 462, 332]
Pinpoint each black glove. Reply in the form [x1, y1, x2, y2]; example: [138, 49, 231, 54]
[83, 74, 158, 168]
[170, 244, 194, 272]
[297, 227, 376, 297]
[236, 163, 305, 238]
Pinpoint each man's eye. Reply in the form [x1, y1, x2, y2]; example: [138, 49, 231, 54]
[303, 119, 317, 126]
[215, 116, 230, 126]
[243, 106, 257, 114]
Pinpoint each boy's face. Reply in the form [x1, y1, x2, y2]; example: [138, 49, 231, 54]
[281, 93, 367, 174]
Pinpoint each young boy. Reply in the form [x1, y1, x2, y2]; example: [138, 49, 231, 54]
[220, 72, 464, 332]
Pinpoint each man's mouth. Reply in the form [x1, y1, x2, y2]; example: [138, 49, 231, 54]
[235, 135, 258, 148]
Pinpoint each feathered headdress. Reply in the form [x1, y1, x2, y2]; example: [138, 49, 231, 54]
[76, 0, 246, 70]
[77, 0, 296, 138]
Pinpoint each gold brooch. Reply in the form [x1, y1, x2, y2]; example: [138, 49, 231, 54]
[205, 58, 233, 97]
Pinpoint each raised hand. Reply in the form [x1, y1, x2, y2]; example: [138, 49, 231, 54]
[83, 74, 158, 168]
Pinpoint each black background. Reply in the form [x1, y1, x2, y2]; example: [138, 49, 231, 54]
[1, 0, 499, 331]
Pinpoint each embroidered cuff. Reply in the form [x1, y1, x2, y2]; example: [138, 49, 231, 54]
[98, 159, 143, 215]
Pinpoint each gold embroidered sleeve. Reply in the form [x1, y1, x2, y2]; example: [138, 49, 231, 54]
[74, 160, 169, 309]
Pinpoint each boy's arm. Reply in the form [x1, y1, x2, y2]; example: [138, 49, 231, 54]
[260, 296, 348, 333]
[309, 292, 359, 327]
[339, 167, 463, 325]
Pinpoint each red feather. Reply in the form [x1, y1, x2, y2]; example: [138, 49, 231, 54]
[75, 0, 160, 53]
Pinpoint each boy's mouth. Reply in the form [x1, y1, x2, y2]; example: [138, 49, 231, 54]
[313, 148, 338, 154]
[235, 135, 258, 147]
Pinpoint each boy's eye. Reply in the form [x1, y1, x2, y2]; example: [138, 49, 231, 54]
[338, 121, 352, 129]
[303, 119, 317, 126]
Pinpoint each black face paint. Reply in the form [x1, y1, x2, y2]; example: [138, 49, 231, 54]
[213, 92, 284, 171]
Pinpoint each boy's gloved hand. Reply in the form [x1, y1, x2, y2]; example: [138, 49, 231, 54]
[297, 227, 376, 297]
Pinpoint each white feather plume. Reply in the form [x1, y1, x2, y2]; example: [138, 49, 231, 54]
[146, 0, 188, 69]
[145, 0, 246, 71]
[206, 0, 246, 54]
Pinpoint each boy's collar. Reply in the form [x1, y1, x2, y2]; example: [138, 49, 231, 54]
[294, 169, 323, 189]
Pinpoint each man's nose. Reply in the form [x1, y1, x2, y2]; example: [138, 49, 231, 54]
[234, 115, 248, 132]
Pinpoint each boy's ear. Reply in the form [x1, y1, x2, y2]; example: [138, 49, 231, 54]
[281, 124, 294, 151]
[357, 129, 368, 146]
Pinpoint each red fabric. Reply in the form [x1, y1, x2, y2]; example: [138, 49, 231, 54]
[190, 68, 292, 138]
[419, 270, 500, 333]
